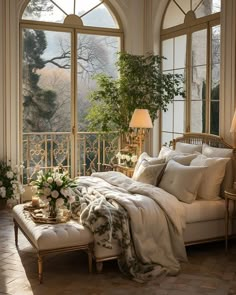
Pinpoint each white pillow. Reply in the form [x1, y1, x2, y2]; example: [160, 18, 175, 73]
[158, 160, 206, 204]
[133, 152, 164, 179]
[168, 154, 198, 166]
[190, 154, 230, 200]
[202, 143, 234, 193]
[133, 160, 166, 185]
[175, 142, 202, 154]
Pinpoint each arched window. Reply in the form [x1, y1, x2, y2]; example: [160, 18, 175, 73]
[20, 0, 123, 181]
[161, 0, 221, 145]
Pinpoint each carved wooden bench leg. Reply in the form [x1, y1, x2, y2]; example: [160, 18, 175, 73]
[13, 219, 18, 247]
[37, 253, 43, 284]
[96, 261, 103, 273]
[88, 244, 93, 273]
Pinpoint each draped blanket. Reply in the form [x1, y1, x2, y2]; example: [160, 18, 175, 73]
[72, 171, 187, 282]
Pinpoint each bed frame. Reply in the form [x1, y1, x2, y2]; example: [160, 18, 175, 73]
[173, 132, 234, 150]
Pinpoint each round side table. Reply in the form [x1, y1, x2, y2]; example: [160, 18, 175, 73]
[224, 188, 236, 252]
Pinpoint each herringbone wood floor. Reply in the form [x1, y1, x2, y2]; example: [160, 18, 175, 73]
[1, 208, 236, 295]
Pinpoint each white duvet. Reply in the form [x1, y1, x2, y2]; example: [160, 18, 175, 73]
[77, 171, 187, 278]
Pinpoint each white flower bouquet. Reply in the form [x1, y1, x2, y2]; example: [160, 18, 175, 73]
[0, 161, 25, 201]
[30, 167, 77, 213]
[116, 152, 138, 168]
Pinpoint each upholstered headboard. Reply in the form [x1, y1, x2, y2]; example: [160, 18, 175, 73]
[173, 133, 234, 150]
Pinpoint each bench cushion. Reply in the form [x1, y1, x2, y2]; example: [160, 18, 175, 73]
[12, 204, 93, 251]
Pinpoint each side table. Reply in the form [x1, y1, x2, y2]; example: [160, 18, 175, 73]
[114, 164, 135, 178]
[224, 188, 236, 252]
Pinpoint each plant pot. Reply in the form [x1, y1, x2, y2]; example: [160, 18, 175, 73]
[48, 201, 57, 218]
[0, 199, 7, 210]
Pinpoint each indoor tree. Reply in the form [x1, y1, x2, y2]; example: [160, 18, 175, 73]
[87, 52, 185, 133]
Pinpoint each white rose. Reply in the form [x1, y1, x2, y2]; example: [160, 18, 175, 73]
[51, 190, 59, 199]
[60, 188, 69, 197]
[56, 198, 64, 208]
[47, 177, 53, 184]
[55, 178, 63, 186]
[6, 171, 14, 179]
[116, 152, 122, 159]
[121, 154, 126, 160]
[125, 155, 131, 162]
[43, 187, 51, 197]
[131, 155, 138, 163]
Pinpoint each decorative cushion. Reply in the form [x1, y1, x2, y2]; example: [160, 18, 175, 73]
[157, 146, 177, 161]
[158, 160, 206, 204]
[202, 143, 234, 193]
[190, 154, 230, 200]
[133, 152, 164, 179]
[175, 142, 202, 154]
[132, 160, 166, 186]
[168, 153, 198, 166]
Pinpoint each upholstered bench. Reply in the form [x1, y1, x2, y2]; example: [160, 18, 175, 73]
[12, 204, 93, 283]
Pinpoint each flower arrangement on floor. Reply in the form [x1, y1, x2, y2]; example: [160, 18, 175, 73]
[30, 166, 77, 218]
[116, 152, 138, 168]
[0, 161, 25, 204]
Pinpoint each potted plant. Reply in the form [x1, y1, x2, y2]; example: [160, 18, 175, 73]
[86, 52, 185, 134]
[0, 161, 25, 209]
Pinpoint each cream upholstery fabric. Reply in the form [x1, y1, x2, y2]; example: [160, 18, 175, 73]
[175, 142, 202, 154]
[158, 160, 206, 204]
[190, 154, 230, 200]
[202, 143, 234, 193]
[133, 152, 164, 180]
[12, 204, 93, 251]
[132, 160, 166, 185]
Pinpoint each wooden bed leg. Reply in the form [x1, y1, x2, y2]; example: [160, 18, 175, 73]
[37, 254, 43, 284]
[96, 261, 103, 273]
[88, 251, 93, 273]
[13, 219, 18, 247]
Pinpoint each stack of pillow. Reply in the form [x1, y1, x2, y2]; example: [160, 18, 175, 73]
[132, 142, 234, 204]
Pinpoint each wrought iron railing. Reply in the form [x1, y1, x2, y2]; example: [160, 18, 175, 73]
[22, 131, 121, 184]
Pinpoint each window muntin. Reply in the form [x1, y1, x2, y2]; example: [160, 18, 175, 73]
[161, 0, 221, 145]
[20, 0, 122, 180]
[163, 0, 221, 29]
[22, 0, 119, 28]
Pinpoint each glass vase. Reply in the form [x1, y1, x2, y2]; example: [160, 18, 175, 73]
[48, 201, 57, 218]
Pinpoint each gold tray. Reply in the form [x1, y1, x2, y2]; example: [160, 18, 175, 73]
[30, 211, 70, 224]
[23, 202, 46, 212]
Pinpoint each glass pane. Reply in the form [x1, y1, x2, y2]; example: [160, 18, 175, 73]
[176, 0, 190, 13]
[191, 100, 206, 132]
[22, 0, 65, 23]
[53, 0, 74, 15]
[76, 0, 101, 15]
[22, 29, 71, 133]
[162, 39, 174, 71]
[77, 34, 120, 131]
[210, 101, 219, 135]
[162, 103, 173, 132]
[192, 0, 202, 10]
[174, 101, 185, 133]
[192, 66, 206, 100]
[174, 69, 185, 100]
[192, 29, 207, 66]
[161, 132, 173, 147]
[195, 0, 221, 18]
[211, 64, 220, 98]
[212, 25, 221, 64]
[163, 1, 185, 29]
[174, 35, 187, 69]
[81, 4, 118, 28]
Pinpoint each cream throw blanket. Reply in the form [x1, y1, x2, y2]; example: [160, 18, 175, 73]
[74, 171, 187, 282]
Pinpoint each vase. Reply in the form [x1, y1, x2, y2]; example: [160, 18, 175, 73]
[48, 201, 57, 218]
[0, 199, 7, 210]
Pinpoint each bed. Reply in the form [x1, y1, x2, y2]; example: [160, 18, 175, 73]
[72, 132, 236, 281]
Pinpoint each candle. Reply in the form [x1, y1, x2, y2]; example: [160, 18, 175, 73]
[32, 196, 40, 207]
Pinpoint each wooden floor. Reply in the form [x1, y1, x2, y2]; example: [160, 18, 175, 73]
[1, 208, 236, 295]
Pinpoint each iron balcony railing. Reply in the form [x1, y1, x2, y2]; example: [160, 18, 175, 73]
[22, 131, 121, 184]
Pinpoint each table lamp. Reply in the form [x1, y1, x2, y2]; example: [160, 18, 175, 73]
[129, 109, 153, 155]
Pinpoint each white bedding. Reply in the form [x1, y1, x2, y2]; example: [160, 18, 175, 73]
[76, 171, 188, 280]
